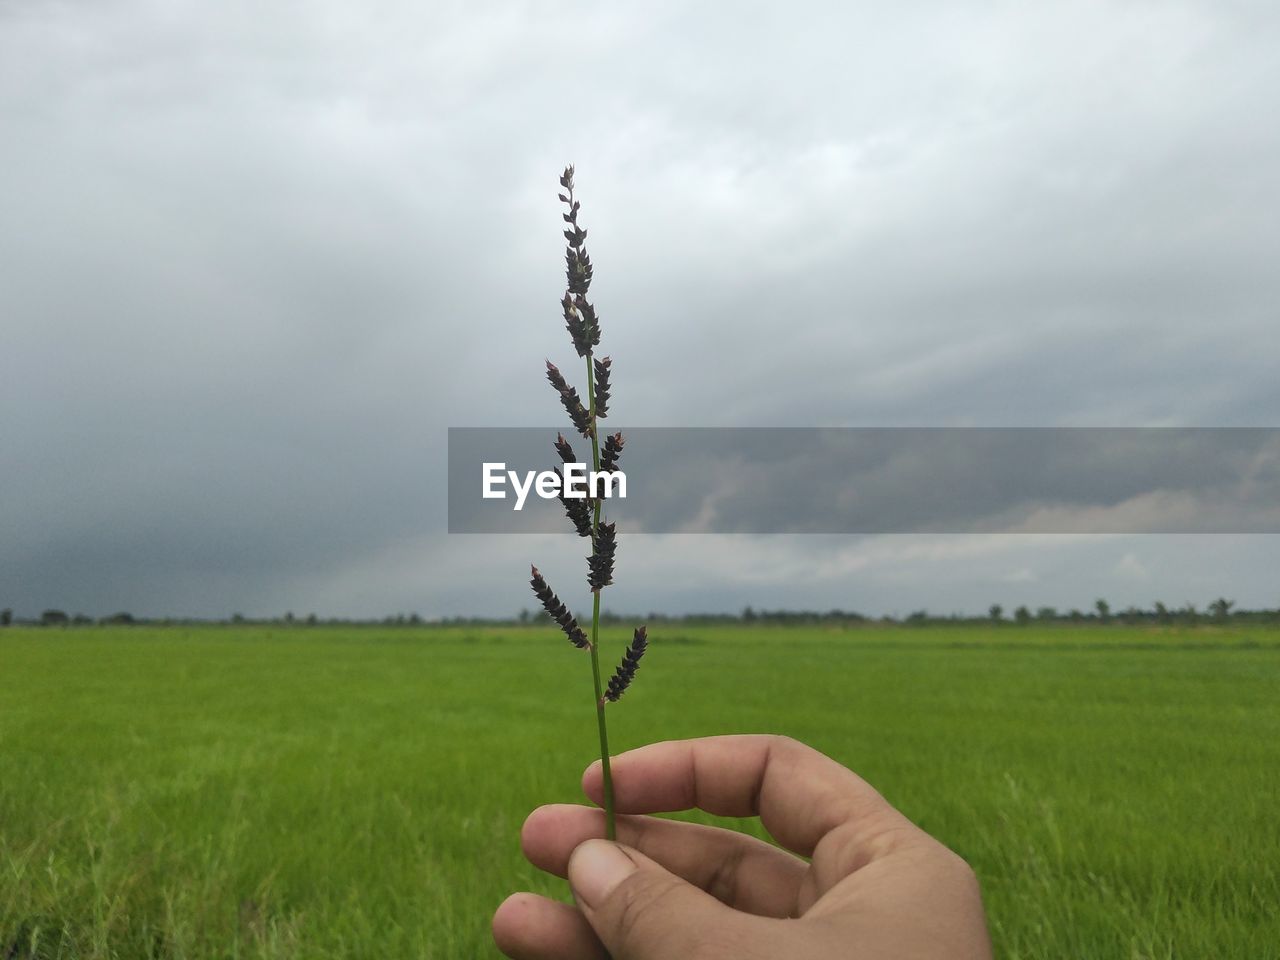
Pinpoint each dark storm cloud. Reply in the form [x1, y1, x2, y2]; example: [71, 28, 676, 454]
[2, 2, 1277, 617]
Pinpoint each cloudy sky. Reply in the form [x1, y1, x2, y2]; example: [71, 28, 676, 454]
[2, 1, 1277, 619]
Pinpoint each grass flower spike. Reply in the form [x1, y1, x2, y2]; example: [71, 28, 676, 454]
[545, 361, 592, 439]
[600, 432, 624, 473]
[604, 627, 648, 703]
[592, 357, 612, 418]
[587, 522, 617, 592]
[527, 166, 648, 841]
[554, 468, 593, 538]
[530, 566, 590, 650]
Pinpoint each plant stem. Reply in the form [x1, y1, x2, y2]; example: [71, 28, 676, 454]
[585, 352, 616, 840]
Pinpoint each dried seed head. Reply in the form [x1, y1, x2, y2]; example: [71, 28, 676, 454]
[573, 295, 601, 351]
[562, 294, 590, 357]
[605, 626, 649, 702]
[593, 356, 612, 419]
[530, 565, 589, 649]
[587, 521, 617, 592]
[553, 432, 577, 465]
[558, 175, 601, 352]
[565, 247, 593, 296]
[555, 467, 594, 538]
[545, 360, 593, 439]
[600, 432, 625, 474]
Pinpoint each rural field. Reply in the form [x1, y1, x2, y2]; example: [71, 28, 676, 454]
[1, 622, 1278, 958]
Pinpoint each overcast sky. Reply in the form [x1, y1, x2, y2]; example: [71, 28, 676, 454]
[2, 1, 1277, 619]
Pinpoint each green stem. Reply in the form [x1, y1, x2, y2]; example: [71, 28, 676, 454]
[585, 352, 615, 840]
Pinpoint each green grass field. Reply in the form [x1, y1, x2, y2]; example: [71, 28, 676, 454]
[2, 623, 1278, 958]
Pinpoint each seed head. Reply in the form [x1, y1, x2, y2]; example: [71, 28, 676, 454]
[604, 626, 648, 703]
[546, 360, 592, 439]
[562, 293, 591, 357]
[573, 295, 601, 352]
[600, 432, 624, 473]
[565, 247, 594, 296]
[556, 467, 593, 538]
[587, 521, 617, 592]
[530, 565, 590, 649]
[553, 432, 577, 465]
[593, 356, 612, 419]
[558, 173, 601, 356]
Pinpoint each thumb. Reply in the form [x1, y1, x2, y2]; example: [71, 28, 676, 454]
[567, 839, 756, 960]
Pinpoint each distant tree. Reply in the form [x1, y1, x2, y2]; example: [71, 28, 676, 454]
[1, 608, 11, 626]
[517, 608, 530, 624]
[231, 612, 246, 624]
[906, 609, 929, 625]
[742, 606, 757, 622]
[1036, 606, 1058, 621]
[305, 613, 319, 626]
[1181, 603, 1199, 625]
[40, 609, 69, 626]
[1095, 599, 1111, 624]
[1154, 601, 1170, 625]
[72, 613, 93, 625]
[284, 611, 296, 624]
[1068, 609, 1084, 623]
[102, 612, 134, 625]
[1014, 605, 1031, 626]
[1209, 597, 1235, 623]
[989, 604, 1004, 623]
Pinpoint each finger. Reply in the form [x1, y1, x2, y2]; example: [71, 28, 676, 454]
[523, 803, 806, 917]
[583, 735, 912, 859]
[492, 892, 607, 960]
[568, 840, 780, 960]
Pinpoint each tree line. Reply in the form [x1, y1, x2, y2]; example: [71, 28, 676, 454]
[533, 597, 1274, 627]
[3, 597, 1276, 629]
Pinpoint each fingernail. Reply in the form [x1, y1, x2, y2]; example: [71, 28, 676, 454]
[568, 840, 637, 909]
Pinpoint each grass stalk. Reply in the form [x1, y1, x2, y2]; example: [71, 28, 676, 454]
[530, 165, 643, 845]
[585, 351, 616, 839]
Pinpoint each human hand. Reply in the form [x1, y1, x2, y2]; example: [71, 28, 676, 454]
[492, 735, 992, 959]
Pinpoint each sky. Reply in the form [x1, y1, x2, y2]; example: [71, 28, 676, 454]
[2, 0, 1277, 619]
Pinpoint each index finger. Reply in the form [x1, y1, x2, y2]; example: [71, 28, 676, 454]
[583, 735, 910, 859]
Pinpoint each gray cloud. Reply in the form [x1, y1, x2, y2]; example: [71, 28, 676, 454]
[451, 428, 1280, 534]
[2, 2, 1277, 617]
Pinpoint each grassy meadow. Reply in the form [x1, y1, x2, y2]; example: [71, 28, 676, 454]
[1, 621, 1278, 958]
